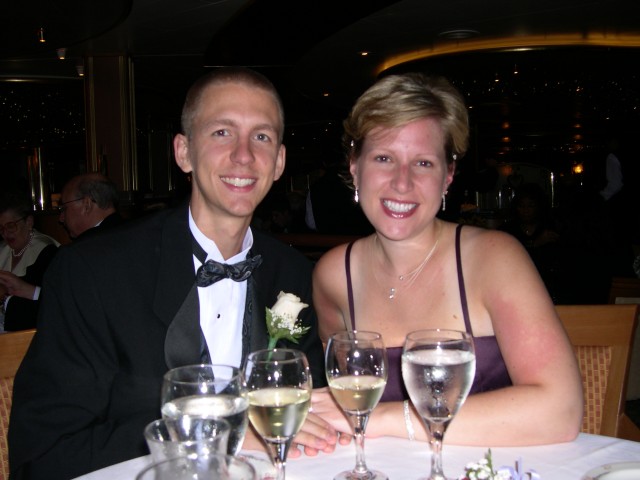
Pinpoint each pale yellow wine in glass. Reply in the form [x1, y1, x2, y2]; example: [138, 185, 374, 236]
[326, 330, 388, 480]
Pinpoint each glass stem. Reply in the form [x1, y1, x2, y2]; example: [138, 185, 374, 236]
[351, 413, 370, 476]
[427, 421, 447, 480]
[265, 439, 291, 480]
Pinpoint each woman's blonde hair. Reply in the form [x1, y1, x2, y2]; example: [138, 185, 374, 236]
[343, 73, 469, 166]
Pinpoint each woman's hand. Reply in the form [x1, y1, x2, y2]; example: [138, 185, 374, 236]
[0, 271, 36, 300]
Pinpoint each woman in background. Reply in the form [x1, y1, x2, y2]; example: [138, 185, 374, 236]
[311, 73, 583, 446]
[0, 193, 59, 331]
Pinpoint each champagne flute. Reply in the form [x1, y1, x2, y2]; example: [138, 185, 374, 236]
[160, 364, 249, 456]
[243, 349, 312, 480]
[401, 329, 476, 480]
[325, 331, 388, 480]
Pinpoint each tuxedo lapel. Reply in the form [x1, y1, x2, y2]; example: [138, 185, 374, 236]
[152, 205, 205, 368]
[153, 205, 194, 327]
[245, 276, 268, 358]
[245, 239, 270, 357]
[164, 284, 205, 368]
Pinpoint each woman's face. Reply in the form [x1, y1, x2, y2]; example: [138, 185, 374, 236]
[0, 209, 32, 251]
[350, 117, 454, 241]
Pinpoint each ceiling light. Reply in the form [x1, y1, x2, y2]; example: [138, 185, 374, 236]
[56, 48, 66, 60]
[76, 65, 84, 77]
[38, 27, 46, 43]
[438, 29, 479, 40]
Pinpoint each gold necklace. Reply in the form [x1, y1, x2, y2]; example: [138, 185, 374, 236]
[376, 227, 441, 300]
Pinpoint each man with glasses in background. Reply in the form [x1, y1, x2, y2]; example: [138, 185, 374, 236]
[58, 172, 123, 241]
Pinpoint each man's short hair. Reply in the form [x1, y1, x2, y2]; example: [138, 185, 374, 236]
[75, 174, 119, 210]
[180, 67, 285, 142]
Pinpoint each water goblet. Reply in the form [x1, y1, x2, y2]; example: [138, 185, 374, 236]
[243, 349, 312, 480]
[401, 329, 476, 480]
[325, 330, 388, 480]
[144, 415, 230, 463]
[135, 452, 256, 480]
[160, 364, 248, 455]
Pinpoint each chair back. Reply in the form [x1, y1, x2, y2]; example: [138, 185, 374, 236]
[556, 304, 639, 438]
[0, 329, 36, 480]
[607, 276, 640, 401]
[608, 277, 640, 304]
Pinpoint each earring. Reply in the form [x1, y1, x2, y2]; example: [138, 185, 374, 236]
[354, 188, 359, 203]
[441, 192, 447, 211]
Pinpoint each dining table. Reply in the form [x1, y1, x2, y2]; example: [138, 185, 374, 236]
[73, 432, 640, 479]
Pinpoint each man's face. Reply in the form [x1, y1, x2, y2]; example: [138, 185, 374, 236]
[58, 184, 89, 239]
[174, 82, 286, 225]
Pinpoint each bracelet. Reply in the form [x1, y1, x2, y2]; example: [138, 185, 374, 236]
[403, 399, 415, 441]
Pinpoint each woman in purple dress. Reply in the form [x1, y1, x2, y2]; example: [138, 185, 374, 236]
[310, 73, 583, 447]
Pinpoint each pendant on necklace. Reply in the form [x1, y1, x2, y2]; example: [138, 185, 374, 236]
[389, 287, 396, 299]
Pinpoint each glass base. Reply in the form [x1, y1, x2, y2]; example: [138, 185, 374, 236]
[414, 473, 451, 480]
[333, 469, 388, 480]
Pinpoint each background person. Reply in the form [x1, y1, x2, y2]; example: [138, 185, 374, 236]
[310, 73, 583, 446]
[58, 172, 123, 240]
[0, 192, 59, 332]
[499, 183, 563, 302]
[10, 67, 335, 480]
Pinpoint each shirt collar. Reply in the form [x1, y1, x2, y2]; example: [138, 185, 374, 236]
[188, 207, 253, 263]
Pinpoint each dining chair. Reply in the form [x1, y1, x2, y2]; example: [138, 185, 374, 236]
[608, 276, 640, 304]
[556, 304, 640, 441]
[607, 277, 640, 401]
[0, 329, 36, 480]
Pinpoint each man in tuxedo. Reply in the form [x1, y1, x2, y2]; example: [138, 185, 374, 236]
[9, 68, 334, 480]
[58, 172, 123, 240]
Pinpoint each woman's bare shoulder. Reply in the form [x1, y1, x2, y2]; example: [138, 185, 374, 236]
[460, 224, 524, 253]
[314, 242, 350, 274]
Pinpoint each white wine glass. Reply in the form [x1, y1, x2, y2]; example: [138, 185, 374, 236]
[325, 330, 388, 480]
[160, 364, 249, 456]
[401, 329, 476, 480]
[243, 349, 312, 480]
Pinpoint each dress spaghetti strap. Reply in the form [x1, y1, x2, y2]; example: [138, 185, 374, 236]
[455, 224, 473, 334]
[345, 241, 356, 331]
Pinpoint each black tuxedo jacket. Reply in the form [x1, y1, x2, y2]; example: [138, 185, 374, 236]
[74, 212, 124, 242]
[9, 204, 325, 480]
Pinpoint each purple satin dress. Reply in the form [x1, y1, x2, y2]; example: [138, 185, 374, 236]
[344, 224, 512, 402]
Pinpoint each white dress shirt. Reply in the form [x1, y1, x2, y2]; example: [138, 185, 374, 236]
[189, 210, 253, 368]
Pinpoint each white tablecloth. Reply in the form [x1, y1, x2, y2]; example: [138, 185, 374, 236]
[73, 433, 640, 479]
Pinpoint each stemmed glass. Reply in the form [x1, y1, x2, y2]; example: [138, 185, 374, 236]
[160, 364, 249, 456]
[401, 329, 476, 480]
[325, 330, 388, 480]
[243, 349, 312, 480]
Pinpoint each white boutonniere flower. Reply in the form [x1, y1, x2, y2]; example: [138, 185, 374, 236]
[266, 291, 311, 349]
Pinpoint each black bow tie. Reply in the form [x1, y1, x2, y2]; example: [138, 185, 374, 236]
[196, 255, 262, 287]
